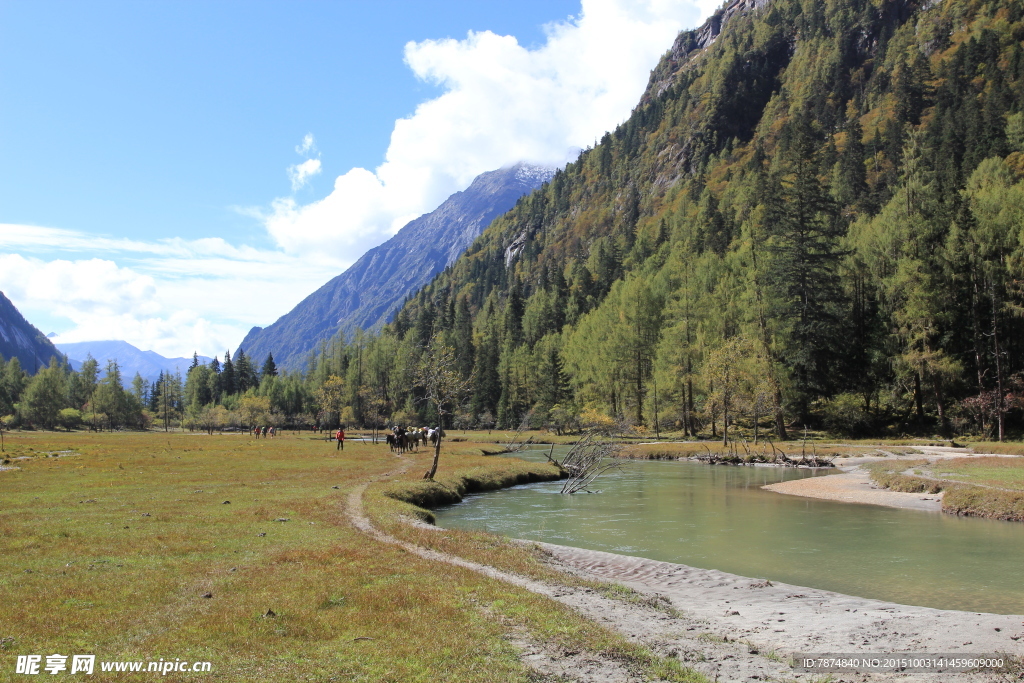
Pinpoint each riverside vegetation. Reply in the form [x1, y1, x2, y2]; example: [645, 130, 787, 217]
[866, 454, 1024, 520]
[0, 431, 704, 683]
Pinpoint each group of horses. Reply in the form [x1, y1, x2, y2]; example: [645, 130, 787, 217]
[385, 427, 441, 453]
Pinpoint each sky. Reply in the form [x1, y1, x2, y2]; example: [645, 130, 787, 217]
[0, 0, 721, 360]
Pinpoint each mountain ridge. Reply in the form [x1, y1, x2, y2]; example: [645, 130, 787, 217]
[57, 340, 212, 383]
[239, 161, 555, 370]
[0, 291, 63, 373]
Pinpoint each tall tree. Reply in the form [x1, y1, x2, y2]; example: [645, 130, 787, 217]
[765, 118, 848, 415]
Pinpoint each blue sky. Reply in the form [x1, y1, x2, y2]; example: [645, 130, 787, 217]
[0, 0, 717, 359]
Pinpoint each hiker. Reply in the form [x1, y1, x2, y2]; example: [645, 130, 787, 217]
[254, 425, 261, 439]
[336, 426, 345, 450]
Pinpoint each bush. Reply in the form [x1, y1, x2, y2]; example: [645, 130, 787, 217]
[56, 408, 83, 431]
[579, 407, 617, 435]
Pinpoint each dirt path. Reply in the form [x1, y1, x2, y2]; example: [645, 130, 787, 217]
[344, 460, 1024, 682]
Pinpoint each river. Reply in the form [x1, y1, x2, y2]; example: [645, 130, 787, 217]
[433, 447, 1024, 614]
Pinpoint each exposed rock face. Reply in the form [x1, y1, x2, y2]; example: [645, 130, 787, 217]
[239, 162, 555, 370]
[644, 0, 774, 102]
[0, 291, 62, 372]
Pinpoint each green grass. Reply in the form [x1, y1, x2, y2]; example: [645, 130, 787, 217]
[933, 456, 1024, 490]
[0, 430, 706, 682]
[864, 455, 1024, 521]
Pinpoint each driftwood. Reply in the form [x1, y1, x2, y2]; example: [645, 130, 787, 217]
[551, 431, 623, 494]
[691, 440, 835, 468]
[503, 415, 533, 452]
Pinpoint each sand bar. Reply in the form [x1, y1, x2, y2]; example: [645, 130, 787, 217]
[762, 469, 943, 511]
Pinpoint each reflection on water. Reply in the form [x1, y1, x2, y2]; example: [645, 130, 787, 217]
[434, 448, 1024, 614]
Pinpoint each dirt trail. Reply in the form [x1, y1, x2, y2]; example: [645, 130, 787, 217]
[344, 459, 1024, 681]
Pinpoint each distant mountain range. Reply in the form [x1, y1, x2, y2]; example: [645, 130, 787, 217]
[0, 291, 63, 372]
[239, 161, 556, 370]
[57, 340, 211, 383]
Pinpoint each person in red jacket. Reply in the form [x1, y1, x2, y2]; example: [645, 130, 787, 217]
[336, 426, 345, 451]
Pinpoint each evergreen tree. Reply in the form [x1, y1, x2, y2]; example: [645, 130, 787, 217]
[234, 349, 258, 393]
[220, 350, 236, 396]
[261, 353, 278, 379]
[765, 118, 848, 413]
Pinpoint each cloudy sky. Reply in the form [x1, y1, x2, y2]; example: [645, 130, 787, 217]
[0, 0, 720, 359]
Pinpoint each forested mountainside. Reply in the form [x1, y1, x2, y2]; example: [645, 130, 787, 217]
[298, 0, 1024, 440]
[0, 291, 62, 374]
[239, 162, 554, 371]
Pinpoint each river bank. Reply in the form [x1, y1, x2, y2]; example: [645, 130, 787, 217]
[371, 448, 1024, 681]
[761, 446, 1024, 519]
[533, 541, 1024, 681]
[762, 468, 944, 511]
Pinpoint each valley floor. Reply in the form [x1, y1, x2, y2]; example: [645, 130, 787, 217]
[3, 430, 1023, 682]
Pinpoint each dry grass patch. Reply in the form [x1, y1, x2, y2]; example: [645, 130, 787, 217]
[1, 431, 705, 682]
[967, 441, 1024, 456]
[863, 459, 940, 493]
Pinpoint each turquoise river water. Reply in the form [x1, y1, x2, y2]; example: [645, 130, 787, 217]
[433, 448, 1024, 614]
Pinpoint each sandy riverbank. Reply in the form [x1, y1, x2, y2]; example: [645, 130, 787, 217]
[534, 541, 1024, 682]
[762, 469, 944, 510]
[761, 445, 1022, 511]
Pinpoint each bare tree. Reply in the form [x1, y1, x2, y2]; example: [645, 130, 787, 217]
[416, 335, 470, 480]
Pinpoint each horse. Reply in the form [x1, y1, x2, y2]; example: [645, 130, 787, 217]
[386, 433, 397, 452]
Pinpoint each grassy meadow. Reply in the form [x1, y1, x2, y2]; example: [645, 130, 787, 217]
[0, 430, 703, 683]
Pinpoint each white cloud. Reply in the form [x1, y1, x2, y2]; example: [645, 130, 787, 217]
[262, 0, 719, 255]
[295, 133, 317, 156]
[0, 225, 346, 358]
[287, 158, 322, 191]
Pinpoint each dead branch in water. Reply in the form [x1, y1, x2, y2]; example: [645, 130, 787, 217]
[552, 431, 623, 494]
[504, 414, 532, 452]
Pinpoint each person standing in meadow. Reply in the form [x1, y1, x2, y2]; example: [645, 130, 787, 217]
[336, 426, 345, 450]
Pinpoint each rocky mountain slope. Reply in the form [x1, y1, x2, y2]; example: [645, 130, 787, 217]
[239, 162, 554, 370]
[0, 291, 63, 373]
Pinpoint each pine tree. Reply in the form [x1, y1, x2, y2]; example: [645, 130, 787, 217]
[765, 117, 848, 414]
[261, 353, 278, 380]
[234, 349, 258, 393]
[220, 350, 236, 396]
